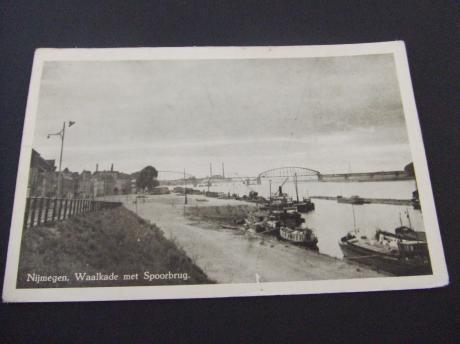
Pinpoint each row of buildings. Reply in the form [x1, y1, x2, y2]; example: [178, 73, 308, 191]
[28, 149, 136, 199]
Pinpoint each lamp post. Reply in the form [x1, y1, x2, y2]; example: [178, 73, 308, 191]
[269, 179, 272, 204]
[184, 169, 188, 204]
[47, 121, 76, 198]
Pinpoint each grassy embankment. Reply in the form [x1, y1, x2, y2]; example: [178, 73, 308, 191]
[17, 206, 212, 288]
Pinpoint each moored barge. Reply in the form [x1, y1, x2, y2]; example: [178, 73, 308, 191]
[339, 228, 432, 276]
[280, 225, 318, 248]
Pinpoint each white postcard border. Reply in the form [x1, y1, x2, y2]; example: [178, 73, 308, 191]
[2, 42, 449, 302]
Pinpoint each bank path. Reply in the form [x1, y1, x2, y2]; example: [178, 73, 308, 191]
[112, 194, 386, 283]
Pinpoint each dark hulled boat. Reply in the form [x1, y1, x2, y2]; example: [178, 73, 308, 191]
[279, 225, 318, 248]
[294, 198, 315, 213]
[339, 228, 432, 276]
[275, 209, 318, 248]
[263, 175, 315, 214]
[244, 207, 318, 248]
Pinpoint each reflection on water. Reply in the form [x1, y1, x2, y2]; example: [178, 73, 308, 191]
[205, 179, 423, 258]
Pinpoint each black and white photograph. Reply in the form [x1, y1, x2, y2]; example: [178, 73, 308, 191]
[2, 43, 448, 302]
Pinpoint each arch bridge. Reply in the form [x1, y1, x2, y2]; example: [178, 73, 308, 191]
[257, 166, 321, 180]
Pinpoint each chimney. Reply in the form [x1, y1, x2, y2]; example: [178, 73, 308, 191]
[222, 162, 225, 179]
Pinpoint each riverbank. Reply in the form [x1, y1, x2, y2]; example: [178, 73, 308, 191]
[311, 195, 414, 206]
[117, 193, 387, 283]
[17, 206, 212, 288]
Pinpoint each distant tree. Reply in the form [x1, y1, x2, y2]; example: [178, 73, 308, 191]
[136, 166, 159, 192]
[189, 176, 198, 187]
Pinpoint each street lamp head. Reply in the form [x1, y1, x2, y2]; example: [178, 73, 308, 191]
[68, 121, 76, 127]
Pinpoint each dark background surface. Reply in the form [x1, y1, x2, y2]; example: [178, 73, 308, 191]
[0, 1, 459, 342]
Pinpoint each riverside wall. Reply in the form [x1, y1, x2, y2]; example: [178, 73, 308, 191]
[318, 171, 414, 182]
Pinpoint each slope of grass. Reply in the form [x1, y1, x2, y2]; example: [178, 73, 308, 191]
[17, 206, 212, 288]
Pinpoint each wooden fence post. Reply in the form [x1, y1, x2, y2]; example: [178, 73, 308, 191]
[68, 199, 72, 217]
[23, 197, 120, 228]
[51, 199, 57, 222]
[63, 199, 68, 219]
[57, 199, 63, 220]
[23, 198, 31, 229]
[30, 198, 37, 227]
[36, 197, 44, 226]
[44, 198, 50, 223]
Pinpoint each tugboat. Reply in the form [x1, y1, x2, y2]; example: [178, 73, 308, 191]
[244, 208, 298, 233]
[242, 191, 267, 204]
[244, 210, 273, 233]
[339, 208, 432, 276]
[292, 173, 315, 213]
[244, 208, 318, 248]
[295, 198, 315, 213]
[279, 224, 318, 248]
[264, 191, 295, 211]
[277, 209, 318, 248]
[263, 174, 315, 213]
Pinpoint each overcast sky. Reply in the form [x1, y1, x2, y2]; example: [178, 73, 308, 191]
[33, 54, 412, 177]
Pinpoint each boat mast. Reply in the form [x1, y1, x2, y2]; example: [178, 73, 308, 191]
[183, 169, 187, 214]
[352, 204, 357, 231]
[294, 173, 299, 203]
[208, 162, 212, 192]
[406, 209, 412, 228]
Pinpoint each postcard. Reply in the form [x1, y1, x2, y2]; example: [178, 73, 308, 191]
[2, 42, 449, 302]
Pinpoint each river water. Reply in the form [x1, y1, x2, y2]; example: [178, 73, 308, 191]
[204, 179, 424, 259]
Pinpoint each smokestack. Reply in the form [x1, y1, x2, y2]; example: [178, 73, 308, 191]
[96, 163, 99, 172]
[111, 163, 113, 172]
[222, 162, 225, 179]
[210, 162, 212, 177]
